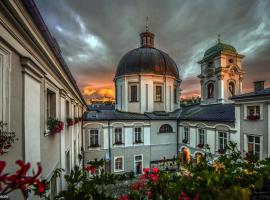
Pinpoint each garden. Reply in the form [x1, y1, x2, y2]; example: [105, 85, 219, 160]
[1, 119, 270, 200]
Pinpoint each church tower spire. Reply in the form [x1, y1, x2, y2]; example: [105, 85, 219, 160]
[140, 17, 155, 48]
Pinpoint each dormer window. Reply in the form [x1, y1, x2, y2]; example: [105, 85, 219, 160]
[159, 124, 173, 133]
[207, 82, 214, 98]
[247, 106, 260, 120]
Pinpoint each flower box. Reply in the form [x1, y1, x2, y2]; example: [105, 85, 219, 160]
[74, 117, 79, 124]
[182, 139, 188, 144]
[247, 115, 260, 121]
[47, 118, 64, 134]
[66, 118, 74, 126]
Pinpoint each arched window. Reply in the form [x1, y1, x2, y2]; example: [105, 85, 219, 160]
[207, 83, 214, 98]
[159, 124, 173, 133]
[228, 82, 235, 97]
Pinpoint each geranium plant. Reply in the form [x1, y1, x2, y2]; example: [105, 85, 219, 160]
[47, 118, 64, 134]
[0, 121, 17, 155]
[247, 115, 260, 121]
[0, 160, 47, 198]
[66, 118, 74, 126]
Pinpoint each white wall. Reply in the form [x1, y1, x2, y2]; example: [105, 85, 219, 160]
[24, 74, 41, 166]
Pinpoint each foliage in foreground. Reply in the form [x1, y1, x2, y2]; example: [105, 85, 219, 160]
[55, 142, 270, 200]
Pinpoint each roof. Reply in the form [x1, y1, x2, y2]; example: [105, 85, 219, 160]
[201, 41, 237, 62]
[88, 104, 114, 111]
[179, 103, 235, 122]
[115, 47, 179, 80]
[231, 87, 270, 100]
[83, 110, 149, 121]
[22, 0, 86, 105]
[83, 109, 181, 121]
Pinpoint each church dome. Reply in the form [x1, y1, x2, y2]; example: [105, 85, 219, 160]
[115, 31, 179, 79]
[203, 41, 237, 59]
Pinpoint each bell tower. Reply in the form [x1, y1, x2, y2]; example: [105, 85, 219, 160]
[198, 36, 245, 104]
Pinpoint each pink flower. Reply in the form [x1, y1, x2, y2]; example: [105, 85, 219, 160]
[85, 165, 96, 174]
[152, 166, 159, 173]
[149, 174, 158, 183]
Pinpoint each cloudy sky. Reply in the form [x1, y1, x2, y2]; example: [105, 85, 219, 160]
[36, 0, 270, 99]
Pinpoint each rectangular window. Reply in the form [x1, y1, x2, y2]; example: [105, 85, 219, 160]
[89, 129, 99, 147]
[218, 131, 228, 150]
[65, 101, 70, 118]
[114, 156, 124, 172]
[134, 155, 143, 174]
[248, 135, 261, 159]
[130, 85, 138, 102]
[114, 128, 123, 145]
[47, 89, 56, 120]
[183, 127, 189, 143]
[247, 106, 260, 117]
[65, 150, 70, 174]
[155, 85, 162, 102]
[134, 127, 143, 143]
[198, 129, 205, 145]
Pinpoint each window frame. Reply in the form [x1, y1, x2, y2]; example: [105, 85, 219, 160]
[129, 83, 139, 102]
[134, 154, 143, 174]
[218, 131, 228, 150]
[247, 135, 261, 160]
[89, 129, 100, 148]
[155, 85, 163, 102]
[198, 128, 206, 145]
[134, 127, 143, 144]
[183, 127, 190, 143]
[114, 127, 123, 145]
[114, 156, 124, 172]
[159, 124, 173, 133]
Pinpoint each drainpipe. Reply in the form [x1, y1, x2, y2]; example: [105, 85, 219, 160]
[108, 120, 111, 173]
[176, 118, 179, 155]
[81, 107, 85, 168]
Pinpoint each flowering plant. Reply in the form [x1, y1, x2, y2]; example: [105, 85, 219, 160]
[0, 160, 47, 198]
[197, 143, 204, 148]
[47, 118, 64, 134]
[218, 148, 225, 154]
[74, 117, 80, 124]
[66, 117, 74, 126]
[0, 121, 17, 155]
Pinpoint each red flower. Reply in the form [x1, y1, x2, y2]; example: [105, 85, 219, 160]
[143, 168, 150, 174]
[179, 192, 190, 200]
[147, 190, 153, 199]
[149, 174, 158, 183]
[119, 194, 129, 200]
[0, 161, 6, 190]
[152, 166, 159, 174]
[85, 165, 96, 174]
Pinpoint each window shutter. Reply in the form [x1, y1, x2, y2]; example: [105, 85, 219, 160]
[260, 104, 263, 120]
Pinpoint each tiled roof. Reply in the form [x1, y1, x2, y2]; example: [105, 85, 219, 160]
[83, 110, 149, 121]
[231, 88, 270, 100]
[179, 103, 235, 122]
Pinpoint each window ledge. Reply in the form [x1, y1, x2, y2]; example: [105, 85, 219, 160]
[114, 169, 124, 173]
[114, 143, 124, 146]
[88, 145, 101, 148]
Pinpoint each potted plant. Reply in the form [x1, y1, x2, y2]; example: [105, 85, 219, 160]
[74, 117, 79, 124]
[218, 148, 225, 154]
[0, 121, 17, 155]
[247, 115, 260, 121]
[47, 118, 64, 134]
[197, 143, 204, 148]
[66, 118, 74, 126]
[182, 139, 188, 144]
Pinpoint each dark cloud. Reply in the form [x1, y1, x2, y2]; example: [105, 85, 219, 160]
[36, 0, 270, 98]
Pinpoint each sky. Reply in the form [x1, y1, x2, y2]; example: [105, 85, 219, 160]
[35, 0, 270, 100]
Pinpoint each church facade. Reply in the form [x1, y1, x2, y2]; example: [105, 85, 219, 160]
[83, 28, 270, 174]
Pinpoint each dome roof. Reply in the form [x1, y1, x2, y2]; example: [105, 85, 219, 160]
[115, 47, 179, 79]
[204, 41, 237, 59]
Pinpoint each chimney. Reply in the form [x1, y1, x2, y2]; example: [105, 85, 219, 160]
[254, 81, 265, 92]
